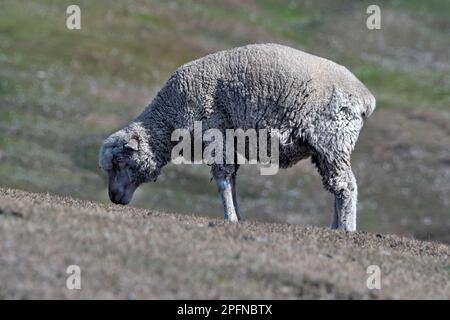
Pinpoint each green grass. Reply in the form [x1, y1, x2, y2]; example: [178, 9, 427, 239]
[354, 63, 450, 109]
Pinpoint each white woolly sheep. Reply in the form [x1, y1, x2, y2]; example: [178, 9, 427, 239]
[99, 43, 375, 231]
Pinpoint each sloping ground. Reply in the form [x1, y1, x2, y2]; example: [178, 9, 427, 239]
[0, 188, 448, 299]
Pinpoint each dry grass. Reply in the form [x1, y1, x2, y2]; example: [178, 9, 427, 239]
[0, 188, 448, 299]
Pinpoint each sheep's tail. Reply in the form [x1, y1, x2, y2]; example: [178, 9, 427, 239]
[361, 91, 376, 118]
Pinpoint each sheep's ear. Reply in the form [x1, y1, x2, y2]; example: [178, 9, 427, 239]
[125, 135, 139, 151]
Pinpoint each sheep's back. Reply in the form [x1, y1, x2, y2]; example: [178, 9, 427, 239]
[170, 43, 374, 130]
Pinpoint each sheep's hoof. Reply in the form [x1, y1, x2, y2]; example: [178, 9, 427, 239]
[225, 215, 239, 223]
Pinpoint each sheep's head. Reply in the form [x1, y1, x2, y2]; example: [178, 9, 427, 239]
[98, 126, 159, 205]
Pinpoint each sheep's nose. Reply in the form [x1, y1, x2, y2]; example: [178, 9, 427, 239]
[109, 190, 125, 205]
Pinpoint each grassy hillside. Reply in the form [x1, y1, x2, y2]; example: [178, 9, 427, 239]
[0, 188, 448, 299]
[0, 1, 449, 242]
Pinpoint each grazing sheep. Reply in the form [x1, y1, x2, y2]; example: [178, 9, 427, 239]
[99, 43, 375, 231]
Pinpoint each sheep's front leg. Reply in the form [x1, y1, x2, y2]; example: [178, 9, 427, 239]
[215, 177, 239, 222]
[212, 165, 240, 222]
[231, 172, 242, 220]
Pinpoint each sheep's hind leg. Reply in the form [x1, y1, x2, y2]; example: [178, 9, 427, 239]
[313, 155, 357, 231]
[212, 165, 240, 222]
[331, 168, 357, 231]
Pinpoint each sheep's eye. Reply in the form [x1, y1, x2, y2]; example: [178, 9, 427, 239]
[113, 156, 126, 167]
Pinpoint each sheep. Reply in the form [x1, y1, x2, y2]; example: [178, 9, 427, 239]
[99, 43, 375, 231]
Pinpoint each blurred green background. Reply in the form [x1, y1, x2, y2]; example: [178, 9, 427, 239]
[0, 0, 449, 242]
